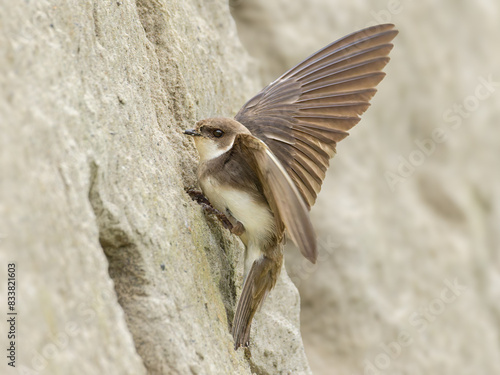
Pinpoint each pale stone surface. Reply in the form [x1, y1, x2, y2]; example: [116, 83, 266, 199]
[232, 1, 500, 374]
[0, 0, 310, 374]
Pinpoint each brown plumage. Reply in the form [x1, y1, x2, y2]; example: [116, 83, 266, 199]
[184, 24, 398, 350]
[236, 23, 398, 207]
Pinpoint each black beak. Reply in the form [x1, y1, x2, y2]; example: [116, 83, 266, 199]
[184, 129, 201, 137]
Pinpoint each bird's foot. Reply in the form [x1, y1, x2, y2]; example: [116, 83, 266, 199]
[230, 221, 245, 236]
[186, 188, 234, 231]
[186, 188, 210, 205]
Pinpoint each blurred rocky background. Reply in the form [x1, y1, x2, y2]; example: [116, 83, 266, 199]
[231, 0, 500, 374]
[1, 0, 499, 375]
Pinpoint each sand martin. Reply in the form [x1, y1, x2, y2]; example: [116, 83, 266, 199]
[184, 24, 398, 349]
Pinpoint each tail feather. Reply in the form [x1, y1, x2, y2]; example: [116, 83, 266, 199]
[232, 255, 281, 349]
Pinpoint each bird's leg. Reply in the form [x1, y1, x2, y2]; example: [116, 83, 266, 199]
[230, 220, 245, 236]
[186, 188, 234, 231]
[225, 208, 246, 236]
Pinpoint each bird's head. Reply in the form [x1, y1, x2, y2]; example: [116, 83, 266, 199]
[184, 118, 250, 161]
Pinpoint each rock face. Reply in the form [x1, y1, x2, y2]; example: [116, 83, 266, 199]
[232, 1, 500, 374]
[1, 1, 310, 374]
[4, 1, 500, 374]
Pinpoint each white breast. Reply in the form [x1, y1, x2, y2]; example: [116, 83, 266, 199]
[200, 176, 275, 246]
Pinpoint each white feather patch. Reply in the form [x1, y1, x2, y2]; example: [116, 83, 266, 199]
[194, 138, 234, 161]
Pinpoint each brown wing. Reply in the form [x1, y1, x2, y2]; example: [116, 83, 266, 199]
[235, 24, 398, 208]
[234, 133, 317, 263]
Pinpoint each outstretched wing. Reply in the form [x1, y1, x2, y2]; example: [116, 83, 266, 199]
[235, 24, 398, 208]
[234, 133, 317, 263]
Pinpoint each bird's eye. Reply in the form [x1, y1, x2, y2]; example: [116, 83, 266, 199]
[213, 129, 224, 138]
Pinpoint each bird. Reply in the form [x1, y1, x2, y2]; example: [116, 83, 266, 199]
[184, 24, 398, 349]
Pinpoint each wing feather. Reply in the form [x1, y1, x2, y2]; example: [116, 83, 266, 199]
[235, 134, 317, 263]
[235, 24, 398, 207]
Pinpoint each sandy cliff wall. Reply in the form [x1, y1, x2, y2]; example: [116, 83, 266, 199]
[1, 1, 310, 374]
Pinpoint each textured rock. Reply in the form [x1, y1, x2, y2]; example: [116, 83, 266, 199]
[1, 1, 310, 374]
[232, 1, 500, 374]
